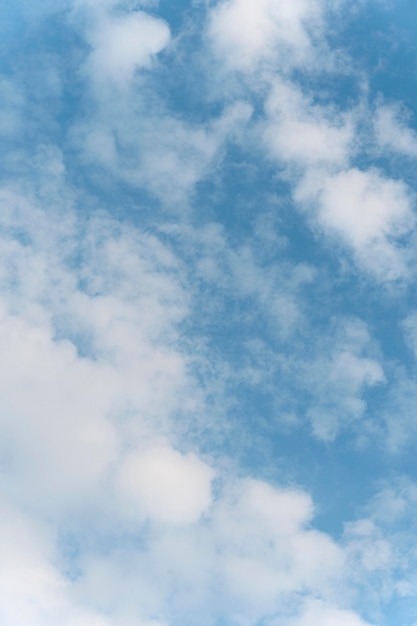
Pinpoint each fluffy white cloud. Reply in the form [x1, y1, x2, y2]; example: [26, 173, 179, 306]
[117, 445, 214, 524]
[205, 478, 345, 619]
[72, 2, 253, 202]
[242, 479, 313, 533]
[260, 81, 415, 281]
[1, 3, 414, 625]
[0, 503, 127, 626]
[296, 167, 415, 279]
[85, 11, 171, 89]
[0, 177, 380, 626]
[69, 476, 354, 625]
[0, 182, 201, 521]
[208, 0, 326, 73]
[314, 169, 413, 248]
[0, 310, 118, 507]
[286, 600, 375, 626]
[264, 80, 354, 170]
[207, 0, 417, 281]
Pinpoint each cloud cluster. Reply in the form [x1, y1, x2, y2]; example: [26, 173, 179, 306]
[208, 0, 417, 281]
[1, 1, 417, 625]
[0, 163, 378, 625]
[208, 0, 327, 73]
[85, 11, 171, 88]
[69, 0, 253, 204]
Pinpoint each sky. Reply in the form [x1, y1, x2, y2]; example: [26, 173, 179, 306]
[3, 0, 417, 625]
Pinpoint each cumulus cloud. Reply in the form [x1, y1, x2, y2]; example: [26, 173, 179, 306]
[208, 0, 327, 73]
[72, 1, 253, 203]
[68, 476, 357, 625]
[0, 177, 378, 625]
[314, 169, 412, 248]
[286, 600, 375, 626]
[264, 80, 353, 170]
[117, 445, 214, 524]
[84, 11, 171, 89]
[260, 81, 415, 279]
[0, 182, 201, 520]
[296, 167, 415, 279]
[207, 0, 417, 280]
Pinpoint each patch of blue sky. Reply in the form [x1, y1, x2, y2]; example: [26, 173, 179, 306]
[339, 0, 417, 106]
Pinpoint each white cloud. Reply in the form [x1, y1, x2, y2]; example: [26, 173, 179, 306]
[296, 167, 415, 279]
[0, 310, 119, 507]
[0, 182, 377, 621]
[208, 0, 326, 73]
[0, 179, 211, 622]
[0, 178, 349, 623]
[246, 72, 413, 283]
[0, 4, 412, 625]
[316, 169, 413, 248]
[0, 183, 202, 522]
[242, 479, 313, 533]
[72, 476, 352, 625]
[117, 445, 214, 524]
[286, 599, 375, 626]
[264, 80, 354, 170]
[73, 0, 253, 203]
[0, 503, 127, 626]
[0, 471, 375, 626]
[0, 236, 369, 623]
[85, 11, 171, 89]
[207, 0, 417, 281]
[207, 479, 345, 618]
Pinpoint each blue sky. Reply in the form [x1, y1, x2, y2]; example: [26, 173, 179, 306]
[2, 1, 417, 625]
